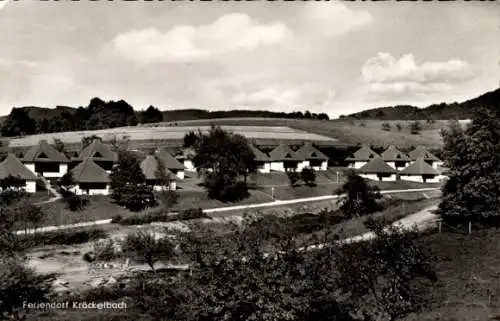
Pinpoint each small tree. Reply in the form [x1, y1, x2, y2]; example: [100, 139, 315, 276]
[301, 167, 316, 186]
[183, 130, 200, 148]
[396, 123, 403, 131]
[381, 122, 391, 131]
[287, 171, 300, 187]
[335, 170, 383, 217]
[57, 172, 76, 192]
[409, 121, 422, 135]
[81, 135, 102, 148]
[121, 231, 177, 273]
[52, 138, 66, 155]
[0, 175, 28, 206]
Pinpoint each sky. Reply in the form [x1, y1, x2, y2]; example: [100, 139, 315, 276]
[0, 1, 498, 118]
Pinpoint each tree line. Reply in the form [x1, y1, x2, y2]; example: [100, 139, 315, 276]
[0, 98, 329, 137]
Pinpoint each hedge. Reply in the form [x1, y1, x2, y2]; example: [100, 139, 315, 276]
[20, 228, 108, 249]
[115, 208, 206, 226]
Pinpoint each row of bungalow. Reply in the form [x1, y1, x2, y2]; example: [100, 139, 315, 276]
[346, 145, 446, 183]
[0, 139, 331, 195]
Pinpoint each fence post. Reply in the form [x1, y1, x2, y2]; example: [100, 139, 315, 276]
[438, 221, 442, 233]
[468, 221, 472, 235]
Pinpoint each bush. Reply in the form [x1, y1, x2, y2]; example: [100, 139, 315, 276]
[287, 171, 300, 187]
[20, 228, 108, 248]
[396, 123, 403, 131]
[63, 191, 90, 211]
[118, 208, 206, 226]
[410, 121, 422, 135]
[381, 122, 391, 131]
[93, 238, 119, 261]
[301, 167, 316, 186]
[111, 215, 122, 223]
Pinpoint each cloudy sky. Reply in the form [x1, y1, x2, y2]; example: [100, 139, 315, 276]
[0, 1, 498, 118]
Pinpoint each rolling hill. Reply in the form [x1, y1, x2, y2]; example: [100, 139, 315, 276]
[342, 87, 500, 120]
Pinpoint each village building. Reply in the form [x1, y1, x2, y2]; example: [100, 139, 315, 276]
[0, 154, 38, 193]
[154, 149, 186, 180]
[295, 142, 329, 171]
[399, 157, 442, 183]
[408, 146, 443, 169]
[140, 155, 178, 191]
[381, 145, 410, 170]
[71, 140, 118, 172]
[345, 145, 380, 169]
[268, 144, 305, 172]
[358, 156, 398, 181]
[175, 148, 196, 172]
[22, 140, 69, 180]
[69, 158, 110, 195]
[249, 144, 271, 173]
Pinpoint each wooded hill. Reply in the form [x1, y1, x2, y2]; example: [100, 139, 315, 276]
[341, 87, 500, 120]
[0, 98, 329, 137]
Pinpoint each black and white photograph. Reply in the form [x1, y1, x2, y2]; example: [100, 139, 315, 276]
[0, 0, 499, 320]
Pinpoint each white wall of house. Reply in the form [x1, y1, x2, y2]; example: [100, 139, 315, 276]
[153, 181, 177, 191]
[71, 184, 110, 196]
[349, 161, 367, 169]
[257, 162, 271, 173]
[184, 160, 195, 171]
[270, 161, 285, 172]
[386, 161, 408, 171]
[360, 173, 397, 182]
[297, 160, 309, 172]
[400, 175, 440, 183]
[25, 163, 36, 175]
[433, 161, 443, 169]
[310, 161, 328, 171]
[175, 170, 185, 180]
[26, 181, 36, 193]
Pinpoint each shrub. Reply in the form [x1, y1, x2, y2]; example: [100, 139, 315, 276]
[63, 192, 90, 211]
[118, 208, 206, 226]
[20, 228, 108, 248]
[301, 167, 316, 186]
[396, 123, 403, 131]
[287, 171, 300, 187]
[82, 252, 94, 263]
[111, 215, 122, 223]
[410, 121, 422, 135]
[93, 238, 119, 261]
[381, 122, 391, 131]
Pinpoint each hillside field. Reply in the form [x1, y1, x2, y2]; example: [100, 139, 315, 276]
[4, 117, 455, 151]
[146, 117, 451, 149]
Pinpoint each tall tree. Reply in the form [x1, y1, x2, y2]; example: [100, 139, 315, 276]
[190, 125, 255, 202]
[439, 106, 500, 224]
[110, 150, 156, 211]
[140, 106, 163, 124]
[1, 108, 37, 137]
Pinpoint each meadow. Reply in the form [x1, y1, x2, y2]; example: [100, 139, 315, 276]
[7, 124, 338, 149]
[6, 117, 453, 150]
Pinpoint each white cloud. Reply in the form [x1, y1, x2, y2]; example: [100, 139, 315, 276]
[361, 53, 475, 96]
[229, 83, 336, 112]
[302, 2, 373, 38]
[0, 0, 10, 12]
[111, 13, 290, 64]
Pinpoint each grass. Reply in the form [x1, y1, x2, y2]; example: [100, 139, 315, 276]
[37, 196, 139, 227]
[145, 117, 448, 149]
[7, 117, 449, 151]
[173, 189, 274, 211]
[407, 228, 500, 321]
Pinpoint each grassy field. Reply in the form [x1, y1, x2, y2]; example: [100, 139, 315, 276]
[146, 117, 449, 149]
[6, 117, 450, 151]
[7, 124, 338, 149]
